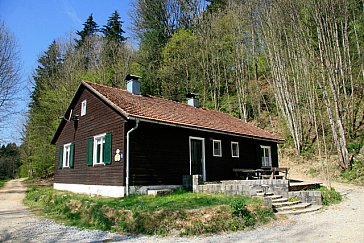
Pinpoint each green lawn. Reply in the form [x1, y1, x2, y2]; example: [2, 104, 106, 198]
[0, 180, 5, 188]
[24, 186, 275, 235]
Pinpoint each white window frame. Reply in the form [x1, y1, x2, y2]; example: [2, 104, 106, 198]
[231, 142, 239, 158]
[81, 100, 87, 116]
[63, 143, 72, 168]
[260, 145, 272, 167]
[93, 133, 106, 166]
[213, 140, 222, 157]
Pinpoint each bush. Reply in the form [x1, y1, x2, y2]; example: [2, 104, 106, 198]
[317, 186, 342, 206]
[341, 159, 364, 186]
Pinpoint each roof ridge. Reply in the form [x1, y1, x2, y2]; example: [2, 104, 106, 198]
[84, 80, 209, 111]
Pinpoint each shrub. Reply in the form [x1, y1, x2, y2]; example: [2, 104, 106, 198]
[317, 186, 342, 206]
[230, 199, 255, 228]
[341, 159, 364, 186]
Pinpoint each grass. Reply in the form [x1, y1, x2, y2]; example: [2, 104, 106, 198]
[341, 159, 364, 186]
[314, 186, 342, 206]
[0, 180, 5, 188]
[24, 186, 275, 236]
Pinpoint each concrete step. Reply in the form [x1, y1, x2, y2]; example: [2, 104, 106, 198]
[264, 194, 283, 200]
[271, 197, 289, 203]
[273, 200, 300, 208]
[256, 191, 275, 197]
[147, 189, 173, 196]
[275, 202, 311, 212]
[276, 205, 322, 215]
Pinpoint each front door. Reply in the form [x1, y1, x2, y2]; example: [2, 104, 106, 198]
[189, 137, 205, 181]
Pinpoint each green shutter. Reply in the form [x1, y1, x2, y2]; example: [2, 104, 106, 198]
[58, 146, 63, 169]
[87, 138, 93, 166]
[104, 133, 112, 165]
[69, 143, 75, 168]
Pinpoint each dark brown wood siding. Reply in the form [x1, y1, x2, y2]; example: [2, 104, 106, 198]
[128, 121, 279, 185]
[54, 87, 126, 186]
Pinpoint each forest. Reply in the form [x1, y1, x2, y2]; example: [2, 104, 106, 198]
[1, 0, 362, 181]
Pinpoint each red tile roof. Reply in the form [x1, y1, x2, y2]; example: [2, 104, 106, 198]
[84, 81, 283, 142]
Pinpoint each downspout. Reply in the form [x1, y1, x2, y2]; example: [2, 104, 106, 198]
[126, 119, 139, 196]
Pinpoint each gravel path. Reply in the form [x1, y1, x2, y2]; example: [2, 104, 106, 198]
[0, 179, 131, 242]
[1, 179, 363, 242]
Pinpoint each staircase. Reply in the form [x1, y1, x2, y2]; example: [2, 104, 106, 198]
[256, 190, 322, 215]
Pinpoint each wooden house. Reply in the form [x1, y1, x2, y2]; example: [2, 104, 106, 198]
[51, 75, 283, 197]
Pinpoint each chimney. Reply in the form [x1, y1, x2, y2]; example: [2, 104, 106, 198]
[186, 93, 199, 108]
[126, 74, 142, 95]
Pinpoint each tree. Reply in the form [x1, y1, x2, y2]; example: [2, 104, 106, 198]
[206, 0, 228, 13]
[76, 14, 99, 47]
[159, 29, 200, 101]
[30, 41, 63, 109]
[131, 0, 203, 95]
[102, 11, 126, 43]
[0, 143, 21, 179]
[0, 21, 20, 134]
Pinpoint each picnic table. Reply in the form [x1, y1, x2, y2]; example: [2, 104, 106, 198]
[233, 167, 289, 180]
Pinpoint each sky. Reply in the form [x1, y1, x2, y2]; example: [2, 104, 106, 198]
[0, 0, 133, 144]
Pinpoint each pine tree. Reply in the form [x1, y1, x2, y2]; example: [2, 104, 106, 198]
[31, 41, 63, 109]
[102, 11, 126, 43]
[76, 14, 99, 47]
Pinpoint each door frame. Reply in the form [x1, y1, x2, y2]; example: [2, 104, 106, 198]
[189, 136, 206, 181]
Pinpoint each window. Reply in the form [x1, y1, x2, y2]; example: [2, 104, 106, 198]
[94, 134, 106, 165]
[58, 143, 74, 169]
[63, 143, 71, 167]
[213, 140, 222, 157]
[87, 133, 112, 166]
[260, 145, 272, 167]
[81, 100, 87, 116]
[231, 142, 239, 158]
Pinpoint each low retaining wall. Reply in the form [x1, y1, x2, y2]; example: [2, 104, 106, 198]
[288, 191, 322, 205]
[192, 175, 289, 196]
[190, 175, 322, 205]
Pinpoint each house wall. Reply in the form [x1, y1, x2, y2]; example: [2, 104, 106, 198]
[55, 87, 126, 187]
[128, 121, 279, 186]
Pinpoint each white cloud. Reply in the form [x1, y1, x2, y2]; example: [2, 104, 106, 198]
[59, 0, 82, 27]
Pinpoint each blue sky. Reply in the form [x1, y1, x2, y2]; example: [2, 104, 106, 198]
[0, 0, 133, 144]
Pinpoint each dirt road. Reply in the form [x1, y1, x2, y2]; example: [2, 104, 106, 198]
[0, 179, 363, 242]
[0, 179, 128, 242]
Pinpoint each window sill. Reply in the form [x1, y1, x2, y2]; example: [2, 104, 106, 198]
[93, 163, 105, 167]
